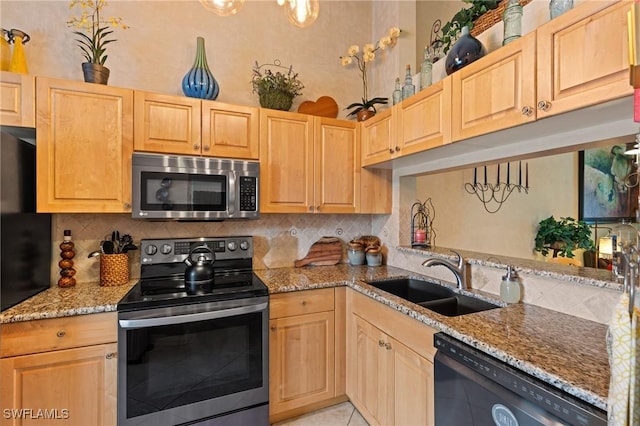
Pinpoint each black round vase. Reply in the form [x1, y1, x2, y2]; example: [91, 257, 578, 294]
[445, 26, 486, 75]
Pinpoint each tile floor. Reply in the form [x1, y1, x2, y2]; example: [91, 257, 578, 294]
[272, 401, 369, 426]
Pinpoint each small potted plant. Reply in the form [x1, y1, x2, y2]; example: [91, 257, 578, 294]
[67, 0, 128, 85]
[252, 60, 304, 112]
[534, 216, 595, 259]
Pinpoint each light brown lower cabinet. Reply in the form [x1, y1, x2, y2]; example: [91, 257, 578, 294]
[347, 289, 436, 426]
[0, 313, 117, 426]
[269, 287, 347, 424]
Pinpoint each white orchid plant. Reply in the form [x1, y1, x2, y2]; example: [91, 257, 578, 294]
[340, 27, 401, 117]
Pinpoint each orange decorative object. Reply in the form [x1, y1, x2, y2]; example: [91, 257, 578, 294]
[297, 96, 339, 118]
[58, 230, 76, 288]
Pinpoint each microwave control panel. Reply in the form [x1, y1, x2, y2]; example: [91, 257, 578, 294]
[239, 176, 257, 211]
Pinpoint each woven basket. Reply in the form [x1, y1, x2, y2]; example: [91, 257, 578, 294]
[471, 0, 532, 36]
[259, 90, 294, 111]
[100, 253, 129, 286]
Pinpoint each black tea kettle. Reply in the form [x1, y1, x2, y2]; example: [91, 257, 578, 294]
[184, 245, 215, 287]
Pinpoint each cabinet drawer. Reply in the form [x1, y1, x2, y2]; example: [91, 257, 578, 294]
[0, 312, 117, 358]
[270, 288, 335, 319]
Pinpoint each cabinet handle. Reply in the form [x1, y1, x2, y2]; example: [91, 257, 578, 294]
[316, 205, 320, 211]
[270, 325, 277, 332]
[203, 145, 210, 152]
[308, 206, 314, 212]
[56, 330, 66, 338]
[105, 352, 117, 359]
[395, 146, 400, 152]
[389, 148, 394, 154]
[378, 339, 385, 347]
[301, 300, 307, 306]
[123, 202, 131, 210]
[521, 106, 534, 116]
[193, 144, 200, 150]
[537, 100, 551, 111]
[384, 342, 392, 350]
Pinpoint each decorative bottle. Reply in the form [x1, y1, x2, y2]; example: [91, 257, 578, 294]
[500, 266, 521, 304]
[419, 47, 433, 90]
[401, 64, 415, 100]
[549, 0, 573, 20]
[182, 37, 220, 100]
[392, 77, 402, 105]
[502, 0, 523, 46]
[58, 230, 77, 288]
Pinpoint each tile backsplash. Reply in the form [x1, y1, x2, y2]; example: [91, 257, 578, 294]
[51, 213, 376, 284]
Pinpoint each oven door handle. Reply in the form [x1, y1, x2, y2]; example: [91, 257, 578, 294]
[118, 301, 267, 329]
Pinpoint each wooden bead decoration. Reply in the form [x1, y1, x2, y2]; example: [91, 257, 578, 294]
[58, 230, 76, 288]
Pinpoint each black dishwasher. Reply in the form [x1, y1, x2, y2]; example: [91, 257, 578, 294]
[433, 333, 607, 426]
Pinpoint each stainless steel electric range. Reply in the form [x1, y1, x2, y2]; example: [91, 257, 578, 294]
[117, 236, 269, 426]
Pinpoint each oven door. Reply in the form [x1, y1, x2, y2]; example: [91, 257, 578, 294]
[117, 296, 269, 426]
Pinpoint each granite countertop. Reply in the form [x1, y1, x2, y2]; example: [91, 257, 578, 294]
[0, 264, 609, 412]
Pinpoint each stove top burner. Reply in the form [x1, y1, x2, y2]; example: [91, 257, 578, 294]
[117, 236, 268, 311]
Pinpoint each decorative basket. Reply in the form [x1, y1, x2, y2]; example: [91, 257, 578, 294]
[259, 90, 294, 111]
[100, 253, 129, 286]
[471, 0, 532, 37]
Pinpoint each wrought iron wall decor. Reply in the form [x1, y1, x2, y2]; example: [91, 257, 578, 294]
[465, 161, 529, 213]
[411, 198, 436, 247]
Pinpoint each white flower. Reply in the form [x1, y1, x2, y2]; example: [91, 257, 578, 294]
[389, 27, 401, 39]
[347, 45, 359, 56]
[379, 36, 391, 49]
[363, 51, 375, 62]
[363, 43, 375, 54]
[341, 56, 352, 66]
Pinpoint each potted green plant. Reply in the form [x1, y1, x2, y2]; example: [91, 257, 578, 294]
[534, 216, 595, 259]
[440, 0, 499, 54]
[67, 0, 128, 85]
[252, 60, 304, 112]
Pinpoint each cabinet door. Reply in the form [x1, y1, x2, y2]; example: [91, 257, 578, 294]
[269, 311, 335, 416]
[361, 107, 395, 167]
[314, 118, 359, 213]
[0, 72, 34, 127]
[349, 316, 392, 426]
[451, 32, 536, 142]
[0, 343, 117, 426]
[398, 77, 452, 156]
[133, 91, 201, 155]
[259, 109, 314, 213]
[392, 338, 435, 426]
[201, 101, 259, 159]
[536, 0, 633, 118]
[36, 78, 133, 213]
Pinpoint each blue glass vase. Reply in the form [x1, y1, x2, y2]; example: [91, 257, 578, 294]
[445, 26, 486, 75]
[182, 37, 219, 100]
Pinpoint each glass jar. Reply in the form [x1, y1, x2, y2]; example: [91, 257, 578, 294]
[419, 47, 433, 90]
[402, 64, 415, 100]
[502, 0, 523, 46]
[549, 0, 573, 20]
[347, 245, 365, 266]
[500, 266, 521, 304]
[392, 77, 402, 105]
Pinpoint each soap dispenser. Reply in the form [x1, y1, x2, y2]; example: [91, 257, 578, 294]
[500, 266, 521, 304]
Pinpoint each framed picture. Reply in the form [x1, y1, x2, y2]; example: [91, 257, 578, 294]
[579, 143, 639, 223]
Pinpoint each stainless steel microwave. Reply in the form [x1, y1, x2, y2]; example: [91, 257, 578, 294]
[132, 152, 259, 220]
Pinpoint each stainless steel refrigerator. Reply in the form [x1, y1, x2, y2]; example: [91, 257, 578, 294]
[1, 129, 51, 311]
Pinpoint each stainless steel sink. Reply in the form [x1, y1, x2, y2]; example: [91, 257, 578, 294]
[365, 278, 500, 317]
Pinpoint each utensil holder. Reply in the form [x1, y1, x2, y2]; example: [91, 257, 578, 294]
[100, 253, 129, 286]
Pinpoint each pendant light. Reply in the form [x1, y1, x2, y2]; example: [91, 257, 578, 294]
[280, 0, 319, 28]
[199, 0, 245, 16]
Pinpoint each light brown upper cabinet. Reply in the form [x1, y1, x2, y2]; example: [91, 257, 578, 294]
[260, 109, 387, 214]
[36, 77, 133, 213]
[451, 32, 537, 141]
[536, 0, 633, 118]
[134, 91, 259, 159]
[0, 71, 35, 128]
[362, 78, 451, 167]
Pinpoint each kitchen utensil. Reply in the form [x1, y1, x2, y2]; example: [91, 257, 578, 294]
[184, 245, 216, 286]
[101, 240, 114, 254]
[88, 250, 101, 258]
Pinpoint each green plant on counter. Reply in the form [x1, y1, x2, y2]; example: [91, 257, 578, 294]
[534, 216, 595, 259]
[440, 0, 499, 54]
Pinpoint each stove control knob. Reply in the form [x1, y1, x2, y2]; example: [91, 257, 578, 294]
[161, 244, 172, 255]
[227, 241, 237, 251]
[240, 241, 250, 251]
[145, 245, 158, 255]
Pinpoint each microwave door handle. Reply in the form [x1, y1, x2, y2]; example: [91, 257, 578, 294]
[228, 171, 236, 215]
[118, 301, 267, 329]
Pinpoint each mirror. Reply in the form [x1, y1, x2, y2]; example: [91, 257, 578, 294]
[402, 134, 638, 272]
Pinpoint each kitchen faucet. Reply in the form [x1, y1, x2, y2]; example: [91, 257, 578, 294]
[422, 250, 467, 289]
